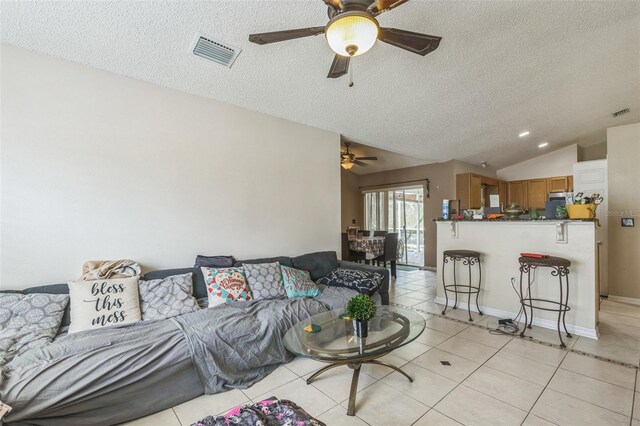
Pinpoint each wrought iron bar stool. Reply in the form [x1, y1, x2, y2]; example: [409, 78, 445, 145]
[518, 256, 572, 348]
[441, 250, 483, 321]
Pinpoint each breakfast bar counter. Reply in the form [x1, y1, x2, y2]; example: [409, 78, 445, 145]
[435, 220, 599, 338]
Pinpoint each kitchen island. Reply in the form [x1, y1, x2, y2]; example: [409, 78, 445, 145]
[436, 220, 599, 338]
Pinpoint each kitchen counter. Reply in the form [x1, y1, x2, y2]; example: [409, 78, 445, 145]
[436, 220, 599, 338]
[434, 218, 598, 223]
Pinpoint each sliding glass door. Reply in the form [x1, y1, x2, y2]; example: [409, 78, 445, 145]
[363, 186, 424, 267]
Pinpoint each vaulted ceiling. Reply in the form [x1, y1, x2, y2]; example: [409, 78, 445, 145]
[2, 1, 639, 169]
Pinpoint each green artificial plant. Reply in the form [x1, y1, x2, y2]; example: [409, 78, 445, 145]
[346, 294, 377, 321]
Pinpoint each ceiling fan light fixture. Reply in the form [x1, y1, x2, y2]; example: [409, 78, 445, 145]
[341, 161, 355, 170]
[325, 12, 379, 57]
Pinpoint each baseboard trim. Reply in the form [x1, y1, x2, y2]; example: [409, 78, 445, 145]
[434, 296, 598, 340]
[606, 295, 640, 306]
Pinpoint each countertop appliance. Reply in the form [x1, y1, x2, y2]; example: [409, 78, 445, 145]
[546, 193, 568, 219]
[549, 192, 571, 203]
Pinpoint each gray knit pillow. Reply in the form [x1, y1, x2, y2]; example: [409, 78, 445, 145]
[243, 262, 286, 300]
[138, 273, 200, 320]
[0, 293, 69, 364]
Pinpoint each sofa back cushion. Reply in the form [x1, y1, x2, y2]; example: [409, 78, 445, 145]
[234, 256, 293, 268]
[243, 262, 286, 300]
[142, 267, 208, 300]
[0, 292, 69, 364]
[138, 273, 200, 320]
[19, 284, 71, 326]
[292, 251, 339, 281]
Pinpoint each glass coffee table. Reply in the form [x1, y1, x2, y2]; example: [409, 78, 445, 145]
[283, 305, 426, 416]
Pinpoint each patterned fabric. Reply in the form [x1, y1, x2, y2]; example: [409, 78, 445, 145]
[138, 273, 200, 321]
[201, 267, 253, 307]
[192, 397, 325, 426]
[317, 268, 384, 296]
[0, 293, 69, 364]
[243, 262, 286, 300]
[67, 277, 142, 334]
[349, 236, 386, 259]
[281, 266, 321, 298]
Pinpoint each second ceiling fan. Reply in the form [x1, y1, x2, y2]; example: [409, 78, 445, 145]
[249, 0, 442, 79]
[341, 142, 377, 169]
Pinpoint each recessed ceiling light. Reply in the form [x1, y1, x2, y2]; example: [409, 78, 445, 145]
[538, 142, 549, 148]
[519, 131, 531, 138]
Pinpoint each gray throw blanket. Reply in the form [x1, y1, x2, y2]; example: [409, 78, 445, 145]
[0, 298, 329, 425]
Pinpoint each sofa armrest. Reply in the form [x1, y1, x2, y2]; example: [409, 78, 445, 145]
[338, 261, 390, 305]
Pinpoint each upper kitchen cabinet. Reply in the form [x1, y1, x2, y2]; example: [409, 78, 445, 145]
[507, 181, 528, 210]
[527, 179, 548, 210]
[498, 181, 508, 206]
[548, 176, 573, 193]
[456, 173, 483, 210]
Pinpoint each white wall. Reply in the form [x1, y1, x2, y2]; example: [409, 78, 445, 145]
[497, 144, 578, 181]
[0, 44, 341, 290]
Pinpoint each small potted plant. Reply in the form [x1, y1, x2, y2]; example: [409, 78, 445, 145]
[346, 294, 377, 338]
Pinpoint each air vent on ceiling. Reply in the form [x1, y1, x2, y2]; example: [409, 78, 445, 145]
[191, 33, 241, 68]
[611, 108, 630, 118]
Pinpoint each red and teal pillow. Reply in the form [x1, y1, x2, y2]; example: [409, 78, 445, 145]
[281, 266, 321, 298]
[201, 267, 253, 307]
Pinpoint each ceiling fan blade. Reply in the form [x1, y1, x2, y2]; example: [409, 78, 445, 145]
[355, 156, 378, 161]
[249, 27, 325, 45]
[353, 160, 368, 167]
[327, 54, 350, 78]
[369, 0, 409, 15]
[378, 28, 441, 56]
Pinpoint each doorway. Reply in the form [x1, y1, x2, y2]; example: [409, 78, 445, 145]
[363, 186, 424, 267]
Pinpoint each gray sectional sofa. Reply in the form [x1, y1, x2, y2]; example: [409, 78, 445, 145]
[0, 251, 389, 425]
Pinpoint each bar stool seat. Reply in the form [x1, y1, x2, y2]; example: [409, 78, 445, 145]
[441, 250, 482, 321]
[518, 255, 572, 348]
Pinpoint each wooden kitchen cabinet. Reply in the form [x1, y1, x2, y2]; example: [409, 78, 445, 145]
[498, 181, 507, 207]
[507, 181, 528, 210]
[456, 173, 482, 210]
[548, 176, 571, 193]
[527, 179, 548, 210]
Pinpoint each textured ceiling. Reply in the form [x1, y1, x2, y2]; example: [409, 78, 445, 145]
[341, 138, 432, 174]
[2, 1, 639, 169]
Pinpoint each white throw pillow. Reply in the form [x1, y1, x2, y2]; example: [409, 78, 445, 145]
[67, 276, 141, 334]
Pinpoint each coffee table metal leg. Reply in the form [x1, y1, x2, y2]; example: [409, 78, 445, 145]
[305, 359, 413, 416]
[368, 360, 413, 382]
[306, 363, 342, 385]
[347, 363, 362, 416]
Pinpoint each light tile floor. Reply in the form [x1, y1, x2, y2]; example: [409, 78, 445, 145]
[125, 269, 640, 426]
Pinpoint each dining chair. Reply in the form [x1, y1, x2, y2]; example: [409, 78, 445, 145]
[373, 231, 387, 237]
[341, 233, 351, 262]
[344, 232, 366, 263]
[374, 232, 399, 278]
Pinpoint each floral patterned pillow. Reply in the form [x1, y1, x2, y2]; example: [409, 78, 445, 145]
[201, 267, 253, 307]
[281, 266, 321, 298]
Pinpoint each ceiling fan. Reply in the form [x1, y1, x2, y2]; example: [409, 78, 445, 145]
[248, 0, 442, 79]
[341, 142, 378, 170]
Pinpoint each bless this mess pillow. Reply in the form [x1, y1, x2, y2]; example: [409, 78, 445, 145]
[67, 276, 142, 334]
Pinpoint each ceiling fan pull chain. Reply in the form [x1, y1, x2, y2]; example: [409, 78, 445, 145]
[348, 58, 354, 87]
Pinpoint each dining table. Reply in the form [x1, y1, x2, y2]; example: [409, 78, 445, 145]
[348, 236, 404, 261]
[349, 236, 385, 260]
